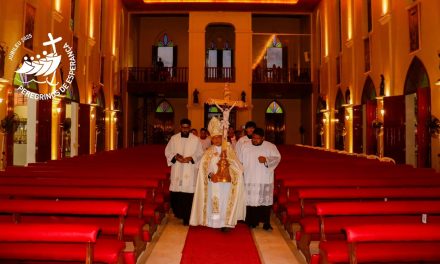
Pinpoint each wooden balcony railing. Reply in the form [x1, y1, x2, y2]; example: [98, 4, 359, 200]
[127, 67, 188, 83]
[252, 67, 310, 83]
[205, 67, 235, 82]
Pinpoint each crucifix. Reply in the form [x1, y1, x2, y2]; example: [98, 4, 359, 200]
[207, 83, 247, 182]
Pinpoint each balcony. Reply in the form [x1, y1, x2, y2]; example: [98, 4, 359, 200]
[252, 67, 312, 99]
[125, 67, 188, 98]
[205, 67, 235, 82]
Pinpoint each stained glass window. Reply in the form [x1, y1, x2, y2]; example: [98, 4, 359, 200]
[208, 105, 219, 113]
[13, 68, 38, 92]
[156, 100, 173, 113]
[266, 101, 283, 114]
[157, 34, 174, 47]
[268, 35, 282, 48]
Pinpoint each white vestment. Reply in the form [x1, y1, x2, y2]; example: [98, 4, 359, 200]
[239, 141, 281, 206]
[200, 137, 211, 151]
[235, 135, 252, 158]
[190, 144, 246, 228]
[165, 133, 203, 193]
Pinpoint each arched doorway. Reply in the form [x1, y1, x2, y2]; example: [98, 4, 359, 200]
[153, 100, 174, 144]
[334, 89, 345, 150]
[265, 101, 285, 145]
[9, 56, 40, 165]
[353, 76, 376, 154]
[315, 95, 326, 147]
[59, 68, 80, 158]
[95, 88, 106, 152]
[404, 56, 431, 168]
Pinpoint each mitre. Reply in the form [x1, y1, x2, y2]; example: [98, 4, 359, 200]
[208, 116, 223, 137]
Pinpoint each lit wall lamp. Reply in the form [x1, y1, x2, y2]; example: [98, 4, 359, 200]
[380, 109, 385, 116]
[56, 107, 61, 114]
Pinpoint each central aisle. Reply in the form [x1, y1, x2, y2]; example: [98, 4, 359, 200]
[180, 223, 261, 264]
[140, 215, 306, 264]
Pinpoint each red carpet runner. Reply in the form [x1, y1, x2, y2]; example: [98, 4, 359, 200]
[180, 223, 261, 264]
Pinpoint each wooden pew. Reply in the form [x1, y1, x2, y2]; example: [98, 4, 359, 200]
[0, 186, 155, 242]
[0, 223, 124, 264]
[296, 200, 440, 262]
[317, 224, 440, 264]
[0, 199, 129, 240]
[285, 187, 440, 226]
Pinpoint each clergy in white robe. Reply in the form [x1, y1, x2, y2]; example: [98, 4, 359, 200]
[239, 127, 281, 230]
[199, 128, 211, 151]
[190, 117, 246, 229]
[165, 118, 203, 225]
[235, 121, 256, 157]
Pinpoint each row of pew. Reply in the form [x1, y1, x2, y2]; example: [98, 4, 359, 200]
[0, 145, 170, 264]
[274, 145, 440, 264]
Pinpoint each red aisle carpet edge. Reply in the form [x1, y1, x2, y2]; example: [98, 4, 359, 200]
[180, 223, 262, 264]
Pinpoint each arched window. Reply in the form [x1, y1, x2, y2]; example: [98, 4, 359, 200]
[154, 100, 174, 144]
[265, 101, 285, 144]
[266, 101, 283, 114]
[156, 100, 174, 113]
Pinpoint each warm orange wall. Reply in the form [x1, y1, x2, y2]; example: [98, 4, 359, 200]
[187, 12, 252, 131]
[316, 0, 440, 170]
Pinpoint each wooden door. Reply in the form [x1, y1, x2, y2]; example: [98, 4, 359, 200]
[352, 105, 363, 153]
[36, 100, 52, 162]
[265, 113, 285, 145]
[153, 113, 174, 144]
[366, 100, 377, 155]
[417, 87, 431, 167]
[383, 95, 405, 164]
[335, 107, 345, 150]
[78, 104, 90, 155]
[96, 106, 105, 152]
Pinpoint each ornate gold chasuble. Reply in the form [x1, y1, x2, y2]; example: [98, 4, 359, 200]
[190, 144, 246, 228]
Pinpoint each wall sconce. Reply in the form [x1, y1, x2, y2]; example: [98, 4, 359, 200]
[56, 107, 61, 114]
[91, 113, 95, 119]
[380, 109, 385, 116]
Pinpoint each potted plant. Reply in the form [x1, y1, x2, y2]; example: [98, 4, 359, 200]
[429, 116, 440, 138]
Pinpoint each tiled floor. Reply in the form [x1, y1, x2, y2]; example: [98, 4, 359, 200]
[139, 215, 307, 264]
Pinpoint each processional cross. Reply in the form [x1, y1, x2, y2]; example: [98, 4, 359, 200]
[207, 83, 246, 183]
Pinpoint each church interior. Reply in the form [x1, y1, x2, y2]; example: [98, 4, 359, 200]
[0, 0, 440, 263]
